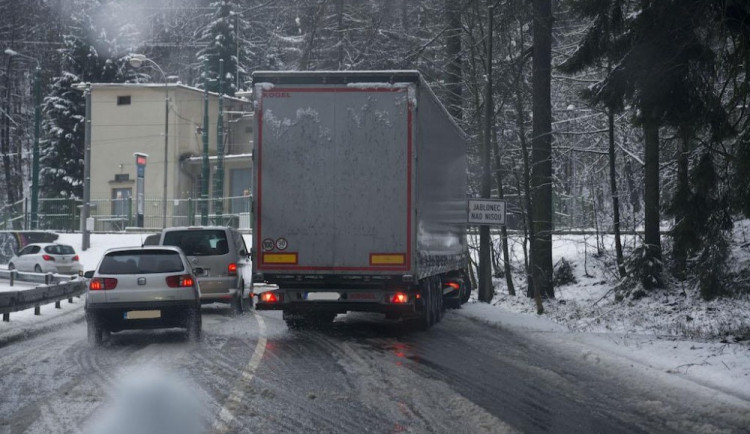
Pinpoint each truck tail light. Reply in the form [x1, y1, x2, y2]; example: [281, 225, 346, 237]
[260, 292, 282, 303]
[90, 278, 118, 290]
[389, 292, 409, 304]
[42, 254, 55, 261]
[166, 274, 195, 288]
[228, 263, 237, 275]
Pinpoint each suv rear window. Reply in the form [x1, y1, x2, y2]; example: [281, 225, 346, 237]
[162, 230, 229, 256]
[44, 245, 75, 255]
[99, 250, 184, 274]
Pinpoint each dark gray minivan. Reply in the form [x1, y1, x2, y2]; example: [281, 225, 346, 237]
[158, 226, 250, 314]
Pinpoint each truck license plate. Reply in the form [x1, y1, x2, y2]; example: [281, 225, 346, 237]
[305, 292, 340, 301]
[124, 310, 161, 319]
[347, 292, 378, 301]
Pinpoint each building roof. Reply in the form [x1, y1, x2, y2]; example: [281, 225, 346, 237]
[73, 82, 249, 103]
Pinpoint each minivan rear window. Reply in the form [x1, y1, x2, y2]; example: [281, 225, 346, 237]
[162, 230, 229, 256]
[99, 250, 184, 274]
[44, 245, 75, 255]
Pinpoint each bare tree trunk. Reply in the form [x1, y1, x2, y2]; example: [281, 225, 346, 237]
[643, 111, 663, 282]
[478, 4, 494, 303]
[608, 107, 626, 277]
[444, 0, 463, 120]
[492, 119, 515, 295]
[531, 0, 553, 304]
[336, 0, 344, 69]
[2, 57, 18, 210]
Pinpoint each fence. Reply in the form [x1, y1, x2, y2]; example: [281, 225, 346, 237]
[0, 195, 252, 232]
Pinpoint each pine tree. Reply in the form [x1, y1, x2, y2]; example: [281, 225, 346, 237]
[41, 2, 133, 199]
[196, 0, 246, 95]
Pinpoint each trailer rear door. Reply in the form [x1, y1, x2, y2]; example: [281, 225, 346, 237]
[255, 85, 413, 273]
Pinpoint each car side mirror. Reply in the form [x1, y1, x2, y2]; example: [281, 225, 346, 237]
[83, 270, 95, 279]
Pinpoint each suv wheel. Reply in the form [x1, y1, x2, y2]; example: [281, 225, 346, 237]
[87, 314, 104, 346]
[186, 308, 202, 342]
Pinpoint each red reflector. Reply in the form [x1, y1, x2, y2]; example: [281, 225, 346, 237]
[260, 292, 280, 303]
[42, 254, 55, 261]
[166, 274, 194, 288]
[390, 292, 409, 304]
[228, 263, 237, 275]
[73, 255, 79, 261]
[90, 278, 117, 290]
[446, 282, 460, 290]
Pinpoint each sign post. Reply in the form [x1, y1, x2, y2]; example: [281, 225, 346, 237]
[468, 199, 506, 226]
[134, 153, 148, 228]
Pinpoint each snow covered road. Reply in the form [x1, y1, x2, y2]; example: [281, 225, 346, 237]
[1, 304, 748, 433]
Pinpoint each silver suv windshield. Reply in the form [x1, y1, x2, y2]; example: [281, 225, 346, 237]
[99, 250, 184, 274]
[162, 230, 229, 257]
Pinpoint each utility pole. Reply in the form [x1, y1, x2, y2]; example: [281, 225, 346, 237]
[201, 57, 209, 225]
[478, 5, 494, 303]
[215, 59, 225, 224]
[81, 84, 92, 250]
[31, 66, 40, 230]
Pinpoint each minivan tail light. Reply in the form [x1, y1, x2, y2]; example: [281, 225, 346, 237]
[228, 263, 237, 275]
[90, 278, 117, 290]
[166, 274, 194, 288]
[42, 254, 55, 261]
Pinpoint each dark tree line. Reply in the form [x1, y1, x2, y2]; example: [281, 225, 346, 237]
[2, 0, 749, 301]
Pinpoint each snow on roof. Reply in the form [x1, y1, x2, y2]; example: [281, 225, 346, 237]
[73, 82, 249, 103]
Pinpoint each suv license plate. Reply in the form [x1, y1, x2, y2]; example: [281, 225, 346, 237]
[125, 310, 161, 320]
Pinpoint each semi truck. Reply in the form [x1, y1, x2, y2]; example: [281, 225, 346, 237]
[251, 71, 471, 329]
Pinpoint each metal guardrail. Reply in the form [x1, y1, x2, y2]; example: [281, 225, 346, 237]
[0, 270, 87, 321]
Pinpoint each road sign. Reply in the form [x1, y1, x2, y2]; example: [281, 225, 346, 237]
[468, 199, 506, 225]
[134, 153, 148, 228]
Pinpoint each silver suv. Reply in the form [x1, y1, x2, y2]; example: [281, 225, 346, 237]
[158, 226, 250, 314]
[84, 246, 201, 346]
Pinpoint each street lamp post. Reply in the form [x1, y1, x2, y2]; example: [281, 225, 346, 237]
[4, 49, 41, 230]
[128, 54, 170, 229]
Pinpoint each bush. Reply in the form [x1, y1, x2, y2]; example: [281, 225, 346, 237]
[553, 257, 577, 287]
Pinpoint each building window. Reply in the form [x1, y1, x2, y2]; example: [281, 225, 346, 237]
[117, 95, 131, 106]
[114, 173, 130, 182]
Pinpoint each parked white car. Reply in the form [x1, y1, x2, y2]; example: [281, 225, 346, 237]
[7, 243, 83, 275]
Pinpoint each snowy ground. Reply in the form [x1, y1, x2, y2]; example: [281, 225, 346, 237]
[1, 230, 748, 404]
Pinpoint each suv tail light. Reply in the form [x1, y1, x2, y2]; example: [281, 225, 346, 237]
[166, 274, 195, 288]
[445, 281, 460, 291]
[227, 263, 237, 275]
[42, 254, 55, 261]
[90, 278, 118, 290]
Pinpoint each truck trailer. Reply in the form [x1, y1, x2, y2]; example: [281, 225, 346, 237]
[251, 70, 470, 329]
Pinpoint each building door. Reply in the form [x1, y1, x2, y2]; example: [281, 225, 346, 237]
[229, 168, 251, 214]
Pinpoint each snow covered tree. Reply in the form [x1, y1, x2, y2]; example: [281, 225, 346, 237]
[195, 0, 246, 95]
[41, 2, 135, 199]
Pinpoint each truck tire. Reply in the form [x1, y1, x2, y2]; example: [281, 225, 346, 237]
[411, 279, 433, 331]
[433, 277, 444, 323]
[460, 269, 472, 304]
